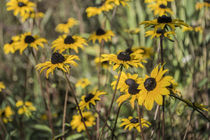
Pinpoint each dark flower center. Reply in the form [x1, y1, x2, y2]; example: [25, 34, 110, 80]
[96, 28, 106, 35]
[1, 111, 5, 117]
[128, 84, 140, 95]
[156, 29, 165, 34]
[157, 15, 172, 23]
[117, 51, 131, 61]
[51, 52, 65, 64]
[18, 2, 26, 7]
[159, 4, 167, 9]
[130, 118, 138, 123]
[125, 79, 136, 86]
[9, 40, 14, 44]
[24, 35, 35, 44]
[81, 117, 87, 122]
[125, 48, 133, 54]
[144, 78, 157, 91]
[204, 0, 210, 3]
[64, 35, 75, 44]
[102, 61, 109, 65]
[167, 83, 173, 89]
[85, 93, 95, 102]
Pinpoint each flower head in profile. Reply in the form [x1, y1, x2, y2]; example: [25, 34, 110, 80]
[36, 52, 79, 78]
[144, 0, 174, 5]
[89, 28, 115, 43]
[145, 28, 175, 39]
[76, 78, 91, 89]
[16, 100, 36, 117]
[147, 1, 173, 16]
[138, 65, 172, 110]
[182, 26, 203, 33]
[6, 0, 35, 17]
[95, 57, 110, 69]
[21, 11, 44, 22]
[3, 35, 20, 54]
[124, 28, 141, 35]
[15, 32, 47, 54]
[55, 18, 78, 34]
[0, 106, 14, 123]
[101, 49, 146, 70]
[140, 15, 189, 31]
[196, 1, 210, 10]
[70, 112, 96, 132]
[79, 90, 106, 111]
[52, 35, 87, 53]
[167, 78, 181, 96]
[120, 116, 151, 132]
[132, 47, 154, 59]
[106, 0, 130, 7]
[0, 82, 6, 92]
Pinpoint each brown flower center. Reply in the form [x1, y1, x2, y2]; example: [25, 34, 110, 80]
[96, 28, 106, 35]
[64, 35, 75, 44]
[128, 84, 140, 95]
[51, 52, 65, 64]
[9, 40, 14, 44]
[125, 48, 133, 54]
[18, 2, 26, 7]
[159, 4, 167, 9]
[85, 93, 95, 102]
[130, 118, 138, 123]
[144, 78, 157, 91]
[117, 51, 131, 61]
[125, 79, 136, 86]
[204, 0, 210, 3]
[157, 15, 172, 23]
[81, 117, 87, 122]
[24, 35, 35, 44]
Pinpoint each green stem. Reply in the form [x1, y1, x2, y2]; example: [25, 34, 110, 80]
[111, 104, 122, 140]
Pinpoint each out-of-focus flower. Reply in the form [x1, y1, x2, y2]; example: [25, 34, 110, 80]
[16, 100, 36, 117]
[55, 18, 78, 34]
[0, 106, 13, 123]
[89, 28, 115, 43]
[76, 78, 91, 89]
[0, 82, 6, 92]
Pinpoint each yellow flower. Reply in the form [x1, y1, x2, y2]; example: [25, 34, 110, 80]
[6, 0, 35, 17]
[196, 2, 210, 10]
[120, 116, 151, 132]
[182, 26, 203, 33]
[106, 0, 130, 6]
[15, 32, 47, 54]
[124, 28, 141, 34]
[140, 15, 189, 31]
[0, 82, 6, 92]
[79, 90, 106, 111]
[3, 35, 20, 54]
[21, 11, 44, 22]
[55, 18, 78, 34]
[167, 78, 181, 96]
[94, 57, 110, 69]
[16, 100, 36, 117]
[89, 28, 115, 43]
[36, 53, 79, 78]
[132, 47, 154, 59]
[147, 1, 173, 16]
[70, 112, 96, 132]
[138, 65, 172, 110]
[76, 78, 91, 89]
[145, 28, 175, 39]
[145, 0, 174, 5]
[101, 49, 146, 70]
[52, 35, 87, 53]
[0, 106, 14, 123]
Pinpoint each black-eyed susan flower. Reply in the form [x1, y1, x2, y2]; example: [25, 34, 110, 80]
[132, 47, 153, 59]
[0, 82, 6, 92]
[147, 1, 173, 16]
[89, 28, 115, 43]
[36, 52, 79, 78]
[101, 49, 146, 70]
[76, 78, 91, 89]
[94, 57, 110, 69]
[21, 11, 44, 22]
[79, 90, 106, 111]
[3, 35, 20, 54]
[124, 28, 141, 34]
[106, 0, 130, 7]
[138, 65, 172, 110]
[16, 100, 36, 117]
[140, 15, 189, 31]
[6, 0, 35, 18]
[145, 28, 175, 39]
[55, 18, 78, 34]
[145, 0, 174, 4]
[70, 112, 96, 132]
[120, 116, 151, 132]
[15, 32, 47, 54]
[167, 77, 181, 96]
[182, 26, 203, 33]
[0, 106, 13, 123]
[52, 35, 87, 53]
[196, 0, 210, 10]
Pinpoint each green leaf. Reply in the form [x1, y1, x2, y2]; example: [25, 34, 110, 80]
[198, 78, 208, 88]
[31, 124, 52, 134]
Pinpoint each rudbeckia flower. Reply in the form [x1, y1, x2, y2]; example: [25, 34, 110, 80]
[6, 0, 35, 17]
[15, 32, 47, 54]
[106, 0, 130, 6]
[16, 100, 36, 117]
[36, 52, 79, 78]
[0, 106, 13, 123]
[196, 1, 210, 10]
[55, 18, 78, 34]
[101, 49, 146, 70]
[144, 0, 174, 5]
[120, 116, 151, 132]
[182, 26, 203, 33]
[145, 28, 175, 39]
[70, 112, 96, 132]
[0, 82, 6, 92]
[52, 35, 87, 53]
[132, 47, 153, 58]
[3, 35, 20, 54]
[21, 11, 44, 22]
[147, 1, 173, 16]
[79, 90, 106, 111]
[140, 15, 189, 31]
[124, 28, 141, 34]
[138, 65, 172, 110]
[89, 28, 115, 43]
[94, 57, 110, 69]
[76, 78, 91, 89]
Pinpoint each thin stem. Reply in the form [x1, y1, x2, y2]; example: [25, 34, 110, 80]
[183, 110, 194, 140]
[99, 66, 123, 140]
[111, 104, 122, 140]
[64, 74, 91, 140]
[170, 94, 210, 122]
[62, 86, 68, 140]
[137, 104, 145, 140]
